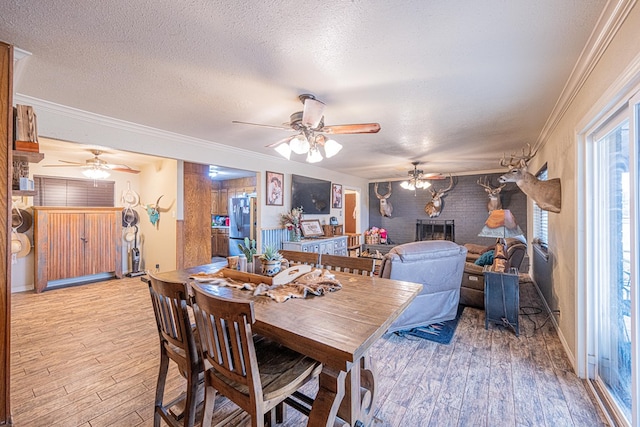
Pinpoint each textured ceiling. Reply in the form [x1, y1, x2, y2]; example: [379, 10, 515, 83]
[0, 1, 607, 179]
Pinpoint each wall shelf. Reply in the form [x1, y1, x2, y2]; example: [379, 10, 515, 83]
[12, 150, 44, 163]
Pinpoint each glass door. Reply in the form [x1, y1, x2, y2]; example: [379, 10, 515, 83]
[592, 118, 632, 421]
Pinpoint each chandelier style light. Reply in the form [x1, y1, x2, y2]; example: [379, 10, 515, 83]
[400, 161, 431, 194]
[274, 132, 343, 163]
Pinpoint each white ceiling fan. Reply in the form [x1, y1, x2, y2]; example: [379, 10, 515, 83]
[44, 149, 140, 179]
[233, 94, 381, 163]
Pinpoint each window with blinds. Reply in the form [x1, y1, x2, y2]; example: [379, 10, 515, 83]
[33, 176, 115, 207]
[533, 166, 549, 249]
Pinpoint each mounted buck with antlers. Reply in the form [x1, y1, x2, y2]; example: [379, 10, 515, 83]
[424, 174, 453, 218]
[374, 182, 393, 217]
[477, 176, 506, 212]
[498, 144, 561, 213]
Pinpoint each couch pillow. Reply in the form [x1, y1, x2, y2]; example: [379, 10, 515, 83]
[474, 250, 494, 266]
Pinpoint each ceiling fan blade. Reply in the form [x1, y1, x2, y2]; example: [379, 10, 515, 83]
[43, 164, 84, 168]
[232, 120, 292, 131]
[110, 167, 140, 174]
[301, 97, 325, 128]
[58, 160, 84, 165]
[321, 123, 381, 134]
[265, 135, 295, 148]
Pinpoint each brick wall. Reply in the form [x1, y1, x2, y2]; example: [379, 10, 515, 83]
[368, 173, 527, 246]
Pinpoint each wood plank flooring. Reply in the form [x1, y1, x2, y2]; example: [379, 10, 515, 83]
[10, 276, 608, 426]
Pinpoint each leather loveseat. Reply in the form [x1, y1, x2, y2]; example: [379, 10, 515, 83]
[459, 237, 527, 309]
[379, 240, 467, 333]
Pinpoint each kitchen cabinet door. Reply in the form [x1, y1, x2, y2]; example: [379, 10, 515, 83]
[219, 189, 228, 214]
[211, 190, 219, 214]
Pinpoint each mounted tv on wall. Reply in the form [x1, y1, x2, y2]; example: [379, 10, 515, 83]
[291, 174, 331, 214]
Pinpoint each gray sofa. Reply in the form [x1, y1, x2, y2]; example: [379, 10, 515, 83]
[379, 240, 467, 333]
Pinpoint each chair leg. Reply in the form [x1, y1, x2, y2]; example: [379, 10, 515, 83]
[201, 383, 218, 427]
[183, 368, 200, 427]
[154, 349, 170, 427]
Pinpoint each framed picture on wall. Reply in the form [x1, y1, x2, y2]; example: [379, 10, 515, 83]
[266, 171, 284, 206]
[332, 183, 342, 208]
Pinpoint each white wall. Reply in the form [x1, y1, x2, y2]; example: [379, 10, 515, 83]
[526, 3, 640, 365]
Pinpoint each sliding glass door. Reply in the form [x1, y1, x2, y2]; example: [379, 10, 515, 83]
[587, 99, 638, 426]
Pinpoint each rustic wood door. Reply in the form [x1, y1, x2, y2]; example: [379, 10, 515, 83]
[183, 163, 212, 268]
[84, 211, 118, 275]
[46, 212, 85, 281]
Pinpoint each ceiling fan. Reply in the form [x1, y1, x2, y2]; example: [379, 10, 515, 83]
[232, 94, 381, 163]
[44, 149, 140, 178]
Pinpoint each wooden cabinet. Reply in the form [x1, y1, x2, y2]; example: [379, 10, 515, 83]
[219, 189, 228, 214]
[282, 236, 348, 256]
[211, 227, 229, 257]
[32, 207, 122, 293]
[211, 190, 219, 214]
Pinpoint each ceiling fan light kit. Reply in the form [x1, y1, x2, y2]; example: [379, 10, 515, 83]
[234, 93, 380, 163]
[401, 161, 431, 194]
[82, 167, 110, 180]
[44, 149, 140, 179]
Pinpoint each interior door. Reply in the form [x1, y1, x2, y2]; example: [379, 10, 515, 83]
[345, 193, 356, 233]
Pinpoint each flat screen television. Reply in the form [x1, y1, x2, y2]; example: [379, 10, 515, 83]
[291, 174, 331, 214]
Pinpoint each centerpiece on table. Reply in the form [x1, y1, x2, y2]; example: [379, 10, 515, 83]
[259, 246, 283, 276]
[237, 237, 257, 273]
[280, 206, 303, 242]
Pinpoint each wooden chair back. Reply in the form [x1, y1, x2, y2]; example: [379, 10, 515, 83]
[147, 272, 202, 426]
[319, 254, 376, 276]
[280, 250, 320, 266]
[346, 233, 362, 256]
[191, 283, 259, 405]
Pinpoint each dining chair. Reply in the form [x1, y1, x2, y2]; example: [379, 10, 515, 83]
[279, 249, 320, 267]
[147, 272, 203, 427]
[319, 253, 376, 276]
[346, 233, 362, 257]
[190, 283, 323, 427]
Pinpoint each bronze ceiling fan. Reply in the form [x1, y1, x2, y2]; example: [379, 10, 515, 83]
[44, 149, 140, 176]
[232, 94, 381, 162]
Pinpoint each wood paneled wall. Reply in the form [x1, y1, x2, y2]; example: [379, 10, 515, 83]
[181, 162, 212, 268]
[1, 41, 13, 424]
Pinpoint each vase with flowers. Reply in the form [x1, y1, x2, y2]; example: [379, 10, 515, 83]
[280, 207, 303, 242]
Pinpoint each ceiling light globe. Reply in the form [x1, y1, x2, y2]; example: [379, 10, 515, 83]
[323, 138, 343, 158]
[306, 148, 323, 163]
[290, 135, 310, 154]
[400, 181, 410, 189]
[274, 142, 291, 159]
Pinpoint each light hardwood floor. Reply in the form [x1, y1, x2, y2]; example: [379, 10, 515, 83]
[10, 276, 608, 426]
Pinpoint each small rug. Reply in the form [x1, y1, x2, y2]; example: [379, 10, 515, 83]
[397, 305, 465, 345]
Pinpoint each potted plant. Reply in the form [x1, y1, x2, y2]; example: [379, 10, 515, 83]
[238, 237, 257, 273]
[259, 245, 283, 276]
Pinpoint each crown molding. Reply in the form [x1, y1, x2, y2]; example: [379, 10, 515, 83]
[12, 93, 274, 161]
[535, 0, 637, 152]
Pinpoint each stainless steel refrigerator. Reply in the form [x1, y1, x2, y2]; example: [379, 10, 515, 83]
[228, 196, 257, 257]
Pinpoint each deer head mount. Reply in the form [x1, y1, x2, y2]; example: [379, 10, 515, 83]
[498, 144, 561, 213]
[374, 182, 393, 217]
[424, 174, 453, 218]
[477, 176, 506, 212]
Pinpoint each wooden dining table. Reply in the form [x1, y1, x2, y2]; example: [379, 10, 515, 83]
[156, 263, 422, 427]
